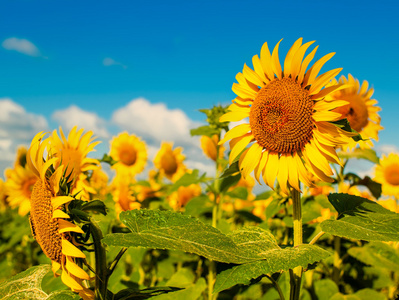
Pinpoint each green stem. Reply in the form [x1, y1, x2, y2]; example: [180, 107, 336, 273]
[332, 236, 341, 285]
[290, 188, 303, 300]
[267, 274, 285, 300]
[90, 218, 108, 300]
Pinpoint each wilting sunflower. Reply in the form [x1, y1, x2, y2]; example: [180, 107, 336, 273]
[374, 153, 399, 198]
[27, 132, 94, 300]
[219, 38, 354, 194]
[50, 126, 100, 198]
[5, 164, 37, 215]
[328, 74, 383, 150]
[154, 142, 186, 182]
[109, 132, 147, 176]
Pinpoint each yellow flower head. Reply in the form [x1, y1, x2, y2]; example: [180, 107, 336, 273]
[109, 132, 147, 176]
[329, 74, 383, 150]
[5, 164, 38, 215]
[14, 146, 28, 168]
[50, 126, 100, 196]
[219, 38, 354, 194]
[154, 142, 186, 182]
[27, 132, 94, 300]
[110, 175, 141, 213]
[200, 135, 225, 161]
[374, 153, 399, 198]
[168, 183, 201, 211]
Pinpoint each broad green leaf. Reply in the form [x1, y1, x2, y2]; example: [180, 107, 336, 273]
[338, 148, 379, 164]
[103, 210, 269, 264]
[114, 287, 182, 300]
[314, 279, 339, 300]
[321, 193, 399, 241]
[330, 289, 386, 300]
[165, 268, 195, 288]
[348, 242, 399, 272]
[0, 264, 50, 299]
[213, 244, 331, 293]
[344, 173, 382, 199]
[219, 173, 241, 193]
[226, 186, 248, 200]
[183, 195, 213, 217]
[220, 161, 240, 179]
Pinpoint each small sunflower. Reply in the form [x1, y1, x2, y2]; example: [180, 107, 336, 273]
[200, 135, 225, 162]
[374, 153, 399, 198]
[27, 132, 94, 300]
[109, 132, 147, 176]
[50, 126, 100, 198]
[153, 142, 186, 182]
[168, 183, 201, 211]
[329, 74, 383, 150]
[219, 38, 354, 194]
[110, 175, 141, 213]
[5, 164, 38, 215]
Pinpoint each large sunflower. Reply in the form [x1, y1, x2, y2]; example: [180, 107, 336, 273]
[328, 74, 383, 150]
[5, 164, 37, 215]
[374, 153, 399, 198]
[109, 132, 147, 176]
[219, 38, 354, 194]
[153, 142, 186, 182]
[27, 132, 94, 300]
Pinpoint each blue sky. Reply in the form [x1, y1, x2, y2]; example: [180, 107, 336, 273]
[0, 0, 398, 177]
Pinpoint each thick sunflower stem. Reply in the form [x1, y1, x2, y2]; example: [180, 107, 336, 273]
[89, 218, 108, 300]
[289, 188, 303, 300]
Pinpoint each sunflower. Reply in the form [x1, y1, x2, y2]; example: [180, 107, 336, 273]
[328, 74, 383, 150]
[168, 183, 201, 211]
[50, 126, 100, 198]
[200, 135, 225, 162]
[110, 175, 141, 213]
[219, 38, 354, 194]
[153, 142, 186, 182]
[109, 132, 147, 177]
[374, 153, 399, 198]
[27, 132, 94, 300]
[5, 164, 37, 215]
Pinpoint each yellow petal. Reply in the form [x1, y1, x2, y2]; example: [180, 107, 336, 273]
[59, 219, 84, 234]
[61, 268, 84, 291]
[294, 154, 314, 187]
[297, 46, 318, 84]
[263, 152, 279, 189]
[271, 39, 283, 79]
[313, 100, 349, 111]
[232, 83, 257, 99]
[290, 40, 315, 79]
[243, 64, 264, 87]
[303, 143, 333, 176]
[277, 154, 289, 195]
[252, 54, 268, 84]
[283, 37, 303, 76]
[66, 256, 90, 280]
[219, 124, 251, 144]
[52, 261, 61, 274]
[287, 155, 300, 191]
[53, 209, 70, 219]
[312, 111, 342, 122]
[52, 196, 74, 209]
[260, 41, 275, 80]
[313, 137, 342, 166]
[308, 68, 342, 95]
[229, 134, 253, 164]
[219, 111, 249, 123]
[240, 143, 263, 178]
[254, 151, 269, 185]
[62, 238, 86, 258]
[303, 52, 335, 86]
[311, 83, 349, 100]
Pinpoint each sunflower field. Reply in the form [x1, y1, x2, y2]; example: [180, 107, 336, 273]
[1, 38, 399, 300]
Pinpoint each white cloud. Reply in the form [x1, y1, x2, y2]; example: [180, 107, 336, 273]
[2, 37, 40, 56]
[103, 57, 127, 69]
[51, 105, 110, 138]
[0, 99, 48, 176]
[377, 144, 399, 155]
[111, 98, 201, 147]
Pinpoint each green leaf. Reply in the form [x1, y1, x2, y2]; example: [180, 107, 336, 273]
[220, 161, 240, 179]
[321, 193, 399, 241]
[344, 173, 382, 199]
[81, 199, 107, 215]
[103, 210, 265, 264]
[100, 153, 118, 166]
[348, 242, 399, 272]
[330, 289, 386, 300]
[0, 264, 50, 299]
[338, 148, 380, 164]
[190, 125, 219, 137]
[214, 244, 331, 293]
[219, 173, 241, 193]
[149, 278, 206, 300]
[314, 279, 339, 300]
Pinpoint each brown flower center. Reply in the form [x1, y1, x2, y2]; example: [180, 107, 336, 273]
[119, 149, 137, 166]
[334, 94, 369, 132]
[22, 177, 38, 199]
[385, 164, 399, 186]
[249, 78, 314, 153]
[30, 180, 62, 263]
[161, 151, 178, 175]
